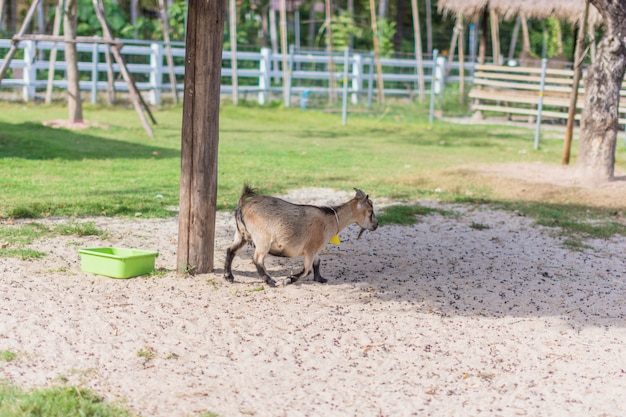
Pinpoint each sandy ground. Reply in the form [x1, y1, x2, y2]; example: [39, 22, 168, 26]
[1, 185, 626, 417]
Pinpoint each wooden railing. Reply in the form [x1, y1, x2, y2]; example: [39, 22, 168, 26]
[469, 63, 626, 124]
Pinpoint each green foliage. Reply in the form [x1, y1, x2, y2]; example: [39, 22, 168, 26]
[330, 12, 362, 51]
[0, 383, 136, 417]
[77, 0, 131, 37]
[377, 18, 397, 58]
[167, 1, 188, 42]
[528, 17, 572, 59]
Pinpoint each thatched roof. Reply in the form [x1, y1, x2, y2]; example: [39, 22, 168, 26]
[438, 0, 602, 26]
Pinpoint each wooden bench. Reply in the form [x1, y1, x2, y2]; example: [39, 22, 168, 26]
[469, 64, 626, 125]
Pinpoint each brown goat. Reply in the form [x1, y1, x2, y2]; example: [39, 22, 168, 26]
[224, 185, 378, 286]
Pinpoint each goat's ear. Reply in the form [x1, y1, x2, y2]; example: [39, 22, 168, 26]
[354, 188, 368, 202]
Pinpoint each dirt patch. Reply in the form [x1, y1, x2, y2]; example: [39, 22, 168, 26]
[439, 161, 626, 209]
[42, 119, 109, 130]
[1, 185, 625, 416]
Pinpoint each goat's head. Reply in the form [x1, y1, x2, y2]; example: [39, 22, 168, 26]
[353, 188, 378, 239]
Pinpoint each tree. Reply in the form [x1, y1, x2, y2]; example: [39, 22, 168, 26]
[577, 0, 626, 180]
[64, 0, 83, 123]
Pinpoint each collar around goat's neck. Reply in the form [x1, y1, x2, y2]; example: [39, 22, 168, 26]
[328, 206, 340, 234]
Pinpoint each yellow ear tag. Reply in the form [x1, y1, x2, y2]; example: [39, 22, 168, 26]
[329, 234, 341, 245]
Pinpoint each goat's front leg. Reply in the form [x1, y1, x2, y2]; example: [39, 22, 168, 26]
[253, 250, 277, 287]
[284, 254, 317, 285]
[284, 267, 311, 285]
[312, 256, 327, 283]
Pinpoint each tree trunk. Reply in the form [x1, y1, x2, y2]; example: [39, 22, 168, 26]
[64, 0, 83, 123]
[177, 0, 225, 274]
[577, 0, 626, 180]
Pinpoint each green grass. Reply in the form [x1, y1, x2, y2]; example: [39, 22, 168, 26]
[377, 204, 451, 226]
[492, 200, 626, 240]
[0, 221, 107, 259]
[0, 101, 570, 218]
[1, 101, 625, 243]
[0, 350, 17, 362]
[0, 384, 136, 417]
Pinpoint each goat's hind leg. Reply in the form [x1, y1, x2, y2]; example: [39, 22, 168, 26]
[252, 248, 277, 287]
[224, 231, 247, 282]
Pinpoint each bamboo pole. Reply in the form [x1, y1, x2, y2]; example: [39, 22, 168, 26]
[279, 0, 288, 106]
[92, 0, 154, 136]
[325, 0, 336, 104]
[0, 0, 41, 83]
[562, 0, 590, 165]
[103, 43, 115, 104]
[229, 0, 238, 104]
[159, 0, 178, 103]
[520, 13, 530, 53]
[410, 0, 425, 103]
[458, 15, 465, 103]
[369, 0, 384, 105]
[446, 14, 462, 77]
[45, 0, 64, 104]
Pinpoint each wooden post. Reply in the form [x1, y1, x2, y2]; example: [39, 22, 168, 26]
[410, 0, 425, 103]
[521, 13, 530, 54]
[369, 0, 385, 105]
[489, 9, 500, 64]
[478, 7, 488, 65]
[45, 0, 64, 105]
[563, 0, 590, 165]
[158, 0, 179, 104]
[177, 0, 225, 274]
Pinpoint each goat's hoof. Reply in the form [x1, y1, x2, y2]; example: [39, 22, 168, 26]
[314, 276, 328, 284]
[265, 277, 277, 287]
[284, 275, 301, 286]
[224, 273, 234, 283]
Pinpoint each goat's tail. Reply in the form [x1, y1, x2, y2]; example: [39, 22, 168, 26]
[235, 184, 256, 240]
[239, 184, 257, 207]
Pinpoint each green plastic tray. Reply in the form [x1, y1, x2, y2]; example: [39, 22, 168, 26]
[79, 247, 158, 279]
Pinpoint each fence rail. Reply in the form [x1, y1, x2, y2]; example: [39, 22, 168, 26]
[0, 38, 472, 105]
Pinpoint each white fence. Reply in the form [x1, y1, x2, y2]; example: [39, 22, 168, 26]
[0, 38, 473, 106]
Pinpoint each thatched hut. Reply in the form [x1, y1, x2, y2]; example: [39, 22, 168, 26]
[438, 0, 601, 64]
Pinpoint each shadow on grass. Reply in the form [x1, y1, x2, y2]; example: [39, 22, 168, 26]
[0, 122, 179, 160]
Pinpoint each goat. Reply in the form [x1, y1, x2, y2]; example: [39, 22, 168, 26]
[224, 185, 378, 287]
